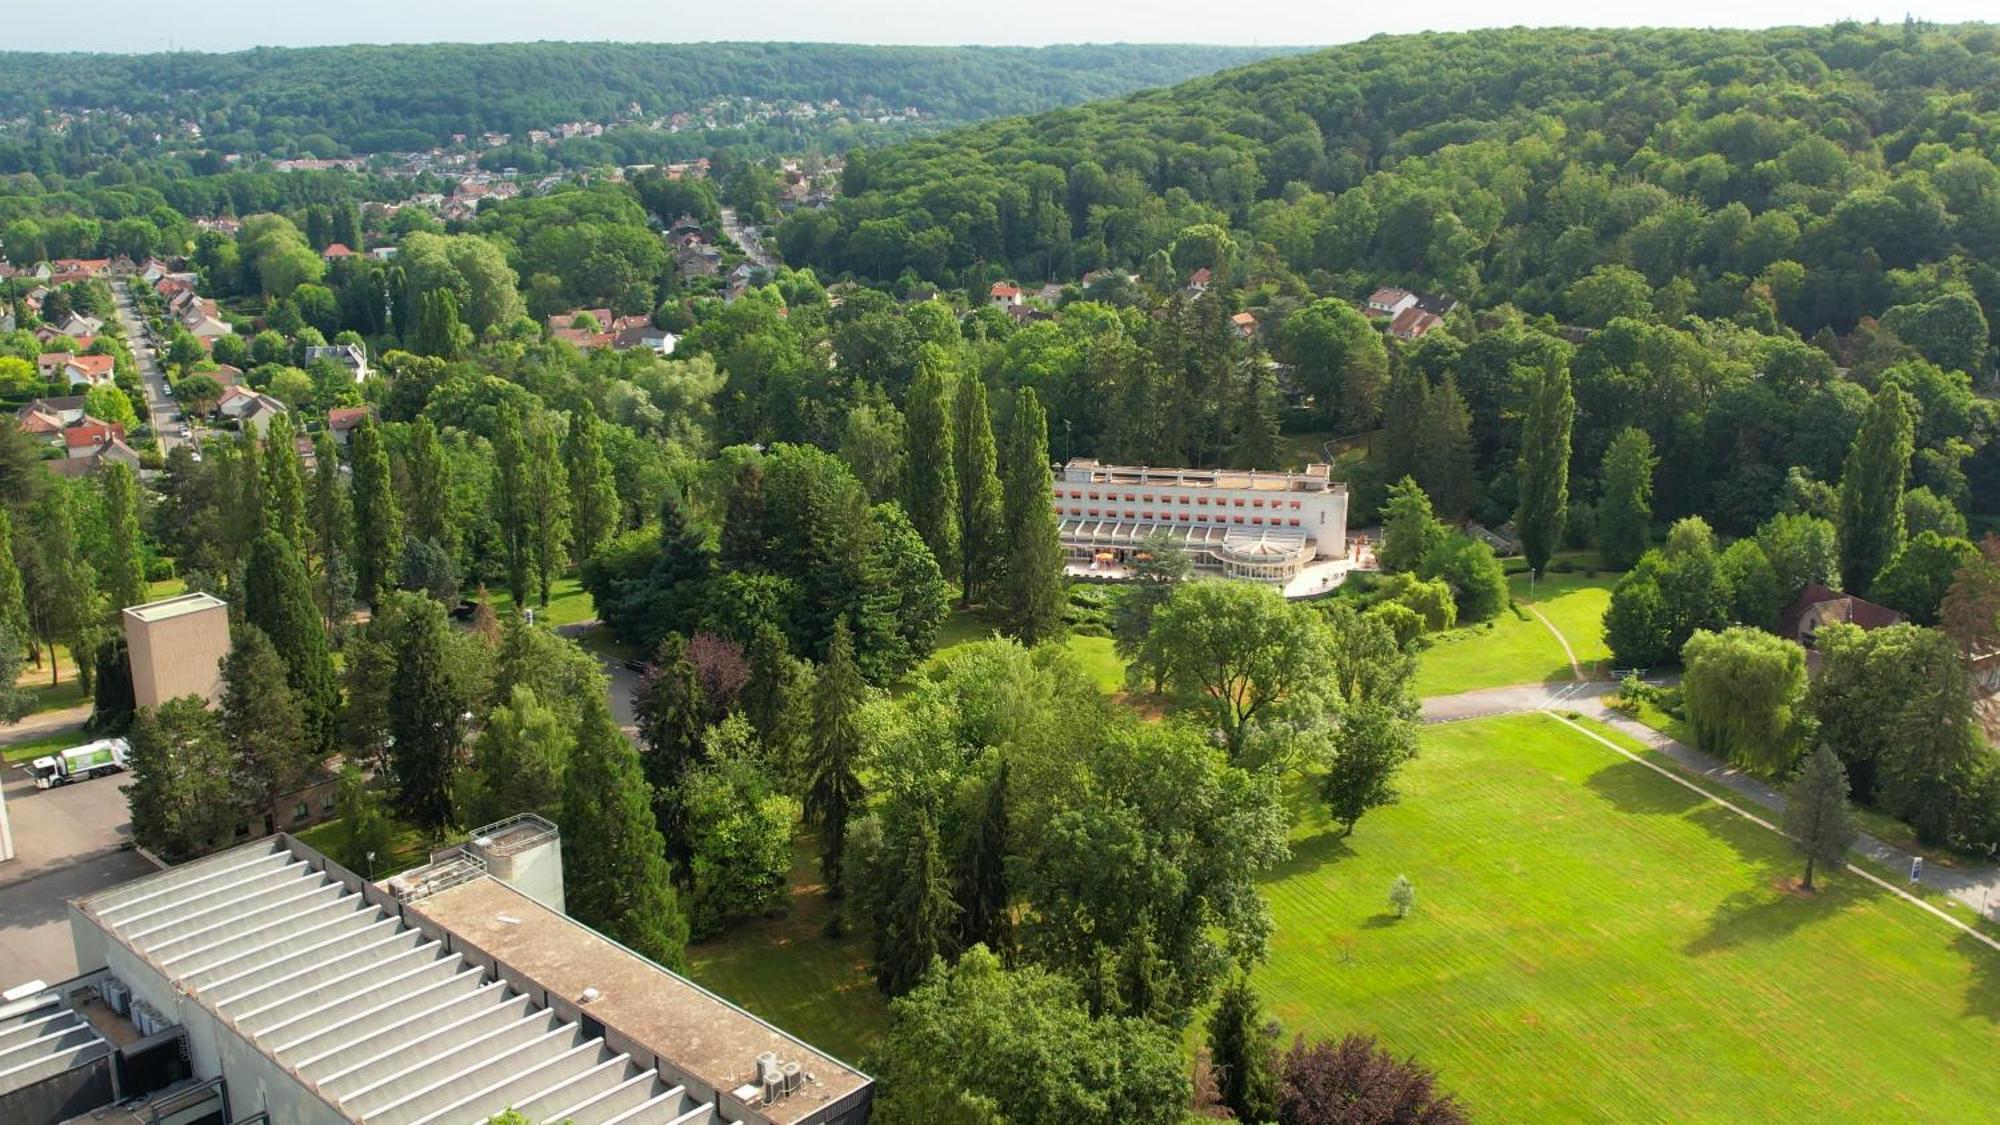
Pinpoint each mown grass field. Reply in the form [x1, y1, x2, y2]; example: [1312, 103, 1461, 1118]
[1413, 570, 1615, 697]
[1259, 712, 2000, 1121]
[486, 575, 598, 628]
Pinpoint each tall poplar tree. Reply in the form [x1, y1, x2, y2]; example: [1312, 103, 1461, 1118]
[804, 619, 866, 895]
[953, 373, 1004, 605]
[999, 387, 1066, 645]
[261, 412, 308, 550]
[874, 806, 958, 996]
[492, 407, 532, 606]
[562, 689, 690, 971]
[98, 462, 148, 613]
[564, 404, 619, 567]
[0, 510, 28, 646]
[1516, 360, 1575, 577]
[1837, 384, 1916, 594]
[1596, 427, 1657, 570]
[635, 633, 706, 880]
[243, 531, 340, 754]
[525, 411, 571, 605]
[1414, 375, 1477, 521]
[310, 430, 349, 571]
[348, 418, 401, 609]
[902, 358, 960, 581]
[385, 592, 466, 835]
[954, 759, 1011, 956]
[403, 415, 452, 554]
[228, 433, 266, 566]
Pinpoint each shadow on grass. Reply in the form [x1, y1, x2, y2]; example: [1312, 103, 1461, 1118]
[1683, 876, 1862, 957]
[1266, 828, 1355, 881]
[1582, 759, 1707, 817]
[1957, 932, 2000, 1023]
[1359, 912, 1405, 929]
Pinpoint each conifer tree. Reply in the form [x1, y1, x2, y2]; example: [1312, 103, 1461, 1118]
[220, 625, 312, 826]
[1381, 365, 1429, 485]
[562, 690, 690, 971]
[999, 387, 1065, 645]
[1783, 743, 1858, 892]
[525, 411, 571, 605]
[955, 759, 1012, 956]
[386, 593, 464, 836]
[564, 404, 619, 567]
[1207, 972, 1279, 1124]
[1229, 364, 1283, 470]
[460, 684, 571, 826]
[1838, 384, 1916, 594]
[720, 459, 769, 570]
[348, 418, 401, 609]
[98, 462, 148, 613]
[127, 697, 234, 861]
[1596, 427, 1657, 570]
[953, 372, 1004, 605]
[243, 531, 340, 754]
[902, 358, 960, 581]
[404, 415, 453, 555]
[636, 633, 706, 879]
[875, 806, 958, 996]
[1414, 375, 1477, 520]
[261, 412, 308, 549]
[1516, 360, 1575, 577]
[310, 430, 349, 574]
[0, 509, 28, 645]
[804, 619, 866, 894]
[740, 623, 806, 775]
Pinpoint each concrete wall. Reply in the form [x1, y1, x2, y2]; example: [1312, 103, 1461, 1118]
[0, 1053, 112, 1122]
[124, 602, 230, 710]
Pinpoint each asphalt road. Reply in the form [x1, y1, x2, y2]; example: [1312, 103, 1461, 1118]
[720, 207, 778, 271]
[0, 759, 154, 987]
[113, 281, 182, 452]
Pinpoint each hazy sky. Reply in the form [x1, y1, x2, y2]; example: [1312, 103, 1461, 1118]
[5, 1, 1994, 53]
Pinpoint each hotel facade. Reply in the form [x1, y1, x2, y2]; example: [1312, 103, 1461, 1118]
[1054, 458, 1349, 584]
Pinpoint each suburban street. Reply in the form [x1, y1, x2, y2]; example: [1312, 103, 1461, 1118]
[113, 280, 182, 452]
[719, 207, 778, 271]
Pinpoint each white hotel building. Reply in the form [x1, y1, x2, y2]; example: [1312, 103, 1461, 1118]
[1054, 458, 1350, 586]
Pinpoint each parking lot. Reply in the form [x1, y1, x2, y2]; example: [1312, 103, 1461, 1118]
[0, 760, 156, 987]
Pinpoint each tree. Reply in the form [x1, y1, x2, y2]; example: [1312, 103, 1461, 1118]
[261, 413, 308, 549]
[1413, 376, 1476, 520]
[348, 418, 402, 609]
[83, 384, 138, 430]
[1680, 627, 1808, 774]
[954, 372, 1005, 605]
[243, 532, 340, 753]
[871, 945, 1189, 1125]
[1417, 535, 1508, 623]
[1755, 512, 1840, 595]
[492, 409, 533, 606]
[805, 619, 868, 895]
[1277, 1034, 1467, 1125]
[1280, 298, 1389, 430]
[1378, 477, 1446, 574]
[82, 635, 131, 733]
[903, 358, 960, 581]
[1837, 384, 1915, 594]
[385, 593, 466, 836]
[1207, 972, 1278, 1124]
[999, 387, 1065, 645]
[325, 764, 395, 876]
[635, 633, 707, 877]
[414, 288, 467, 358]
[457, 684, 571, 827]
[1230, 363, 1283, 471]
[0, 510, 29, 651]
[1516, 359, 1575, 577]
[1381, 366, 1429, 485]
[683, 719, 800, 937]
[524, 411, 571, 604]
[873, 805, 961, 997]
[397, 535, 459, 602]
[127, 697, 234, 861]
[1111, 531, 1191, 693]
[564, 405, 620, 566]
[1389, 875, 1416, 918]
[310, 430, 349, 576]
[561, 689, 690, 971]
[219, 625, 313, 826]
[1149, 580, 1331, 762]
[955, 759, 1013, 957]
[1871, 531, 1980, 625]
[1595, 427, 1656, 570]
[97, 462, 147, 613]
[1941, 535, 2000, 658]
[403, 416, 453, 555]
[24, 486, 100, 689]
[1783, 743, 1858, 892]
[1321, 702, 1419, 837]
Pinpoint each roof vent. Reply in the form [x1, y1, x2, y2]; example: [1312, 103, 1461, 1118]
[579, 987, 602, 1004]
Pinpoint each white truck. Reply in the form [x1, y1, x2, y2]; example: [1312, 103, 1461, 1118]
[29, 739, 132, 789]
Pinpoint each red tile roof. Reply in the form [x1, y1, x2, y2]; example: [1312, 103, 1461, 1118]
[322, 243, 356, 258]
[990, 283, 1021, 298]
[1388, 307, 1442, 339]
[327, 405, 374, 430]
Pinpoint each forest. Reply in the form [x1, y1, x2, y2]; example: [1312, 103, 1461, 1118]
[0, 41, 1296, 165]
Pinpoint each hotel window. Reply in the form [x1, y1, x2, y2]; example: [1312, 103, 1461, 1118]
[1233, 515, 1244, 524]
[1071, 491, 1083, 499]
[1289, 519, 1301, 526]
[1290, 501, 1302, 510]
[1179, 496, 1190, 504]
[1252, 517, 1263, 525]
[1125, 494, 1137, 502]
[1141, 494, 1153, 502]
[1233, 499, 1245, 507]
[1088, 492, 1100, 501]
[1088, 509, 1099, 517]
[1197, 497, 1209, 506]
[293, 801, 310, 824]
[1252, 499, 1264, 508]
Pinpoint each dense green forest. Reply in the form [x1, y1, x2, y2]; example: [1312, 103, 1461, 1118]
[0, 42, 1298, 162]
[784, 22, 2000, 341]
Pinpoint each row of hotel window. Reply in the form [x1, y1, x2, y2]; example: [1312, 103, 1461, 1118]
[1066, 492, 1305, 509]
[1063, 508, 1304, 526]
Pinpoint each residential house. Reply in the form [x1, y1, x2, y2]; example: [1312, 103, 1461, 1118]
[36, 352, 73, 381]
[217, 387, 288, 435]
[321, 243, 356, 262]
[369, 246, 398, 261]
[1185, 267, 1213, 293]
[48, 435, 141, 477]
[63, 418, 128, 458]
[1036, 282, 1066, 304]
[303, 342, 369, 383]
[990, 282, 1023, 309]
[1365, 287, 1419, 318]
[15, 396, 88, 438]
[54, 312, 103, 338]
[327, 405, 375, 445]
[178, 296, 233, 339]
[1230, 311, 1259, 338]
[613, 320, 678, 355]
[1781, 584, 1905, 649]
[58, 354, 117, 388]
[1387, 306, 1443, 340]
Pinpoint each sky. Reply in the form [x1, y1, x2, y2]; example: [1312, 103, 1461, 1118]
[4, 1, 1995, 53]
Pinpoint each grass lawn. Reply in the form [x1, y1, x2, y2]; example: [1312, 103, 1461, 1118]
[1259, 712, 2000, 1121]
[2, 727, 86, 765]
[917, 606, 1126, 695]
[487, 575, 598, 628]
[294, 812, 436, 880]
[683, 837, 888, 1063]
[1413, 571, 1615, 697]
[15, 645, 89, 715]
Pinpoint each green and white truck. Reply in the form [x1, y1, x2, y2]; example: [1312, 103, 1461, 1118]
[29, 739, 132, 789]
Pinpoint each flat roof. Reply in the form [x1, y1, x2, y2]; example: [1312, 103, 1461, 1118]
[1062, 458, 1338, 493]
[121, 592, 227, 623]
[409, 877, 870, 1124]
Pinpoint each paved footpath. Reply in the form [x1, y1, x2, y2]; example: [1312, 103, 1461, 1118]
[1422, 680, 2000, 926]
